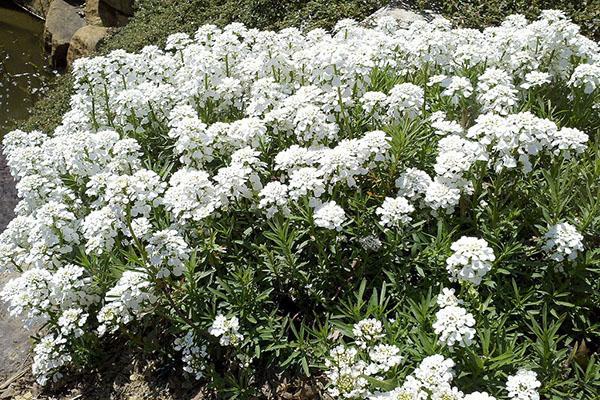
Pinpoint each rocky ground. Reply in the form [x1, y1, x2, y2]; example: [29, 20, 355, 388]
[0, 153, 32, 398]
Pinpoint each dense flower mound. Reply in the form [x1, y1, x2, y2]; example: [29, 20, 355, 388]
[1, 10, 599, 398]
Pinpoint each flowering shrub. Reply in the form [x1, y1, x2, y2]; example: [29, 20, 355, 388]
[1, 10, 599, 399]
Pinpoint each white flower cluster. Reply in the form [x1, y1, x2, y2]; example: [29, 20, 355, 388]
[0, 9, 595, 385]
[446, 237, 496, 285]
[467, 112, 588, 173]
[32, 334, 71, 386]
[146, 229, 190, 278]
[97, 271, 157, 336]
[208, 314, 244, 346]
[370, 354, 497, 400]
[314, 201, 347, 231]
[376, 196, 414, 228]
[505, 369, 541, 400]
[325, 319, 402, 399]
[173, 331, 208, 380]
[0, 265, 97, 328]
[433, 305, 476, 348]
[542, 222, 584, 262]
[433, 288, 476, 348]
[352, 318, 385, 348]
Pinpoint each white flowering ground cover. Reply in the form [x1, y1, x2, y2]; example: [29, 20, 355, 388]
[1, 10, 599, 399]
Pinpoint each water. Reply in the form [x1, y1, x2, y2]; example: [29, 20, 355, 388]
[0, 3, 52, 132]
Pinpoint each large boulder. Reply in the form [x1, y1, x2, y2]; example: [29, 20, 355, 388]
[43, 0, 86, 70]
[85, 0, 131, 27]
[100, 0, 134, 16]
[67, 25, 110, 67]
[361, 0, 439, 28]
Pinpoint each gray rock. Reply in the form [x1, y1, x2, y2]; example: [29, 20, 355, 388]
[362, 0, 439, 29]
[43, 0, 86, 69]
[0, 272, 31, 385]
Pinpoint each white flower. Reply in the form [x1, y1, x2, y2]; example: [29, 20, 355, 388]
[433, 305, 476, 347]
[568, 64, 600, 94]
[368, 344, 402, 372]
[288, 167, 326, 204]
[441, 76, 473, 104]
[396, 168, 432, 201]
[542, 222, 584, 262]
[163, 168, 220, 222]
[433, 386, 464, 400]
[259, 181, 290, 217]
[464, 392, 497, 400]
[146, 229, 190, 278]
[58, 308, 88, 338]
[97, 271, 156, 336]
[32, 334, 71, 385]
[314, 201, 346, 231]
[520, 71, 551, 89]
[173, 331, 207, 380]
[437, 288, 461, 308]
[352, 318, 384, 348]
[386, 83, 424, 120]
[477, 68, 517, 115]
[209, 314, 244, 346]
[506, 369, 541, 400]
[446, 237, 496, 285]
[413, 354, 455, 392]
[376, 196, 415, 228]
[424, 178, 462, 213]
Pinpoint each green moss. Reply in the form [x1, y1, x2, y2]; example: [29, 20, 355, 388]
[21, 0, 598, 134]
[18, 73, 73, 133]
[416, 0, 599, 41]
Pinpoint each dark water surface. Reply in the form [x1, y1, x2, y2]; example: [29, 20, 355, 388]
[0, 3, 52, 132]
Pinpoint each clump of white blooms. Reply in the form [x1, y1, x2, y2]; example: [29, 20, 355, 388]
[464, 392, 497, 400]
[353, 318, 384, 348]
[208, 314, 244, 346]
[446, 237, 496, 285]
[437, 287, 462, 308]
[314, 201, 347, 231]
[395, 168, 432, 201]
[369, 354, 493, 400]
[367, 344, 402, 373]
[376, 196, 415, 228]
[568, 64, 600, 94]
[0, 265, 98, 328]
[58, 308, 88, 338]
[505, 369, 541, 400]
[325, 345, 370, 399]
[97, 271, 157, 336]
[32, 334, 71, 386]
[542, 222, 584, 262]
[146, 229, 190, 278]
[433, 305, 477, 348]
[173, 331, 208, 380]
[0, 9, 595, 388]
